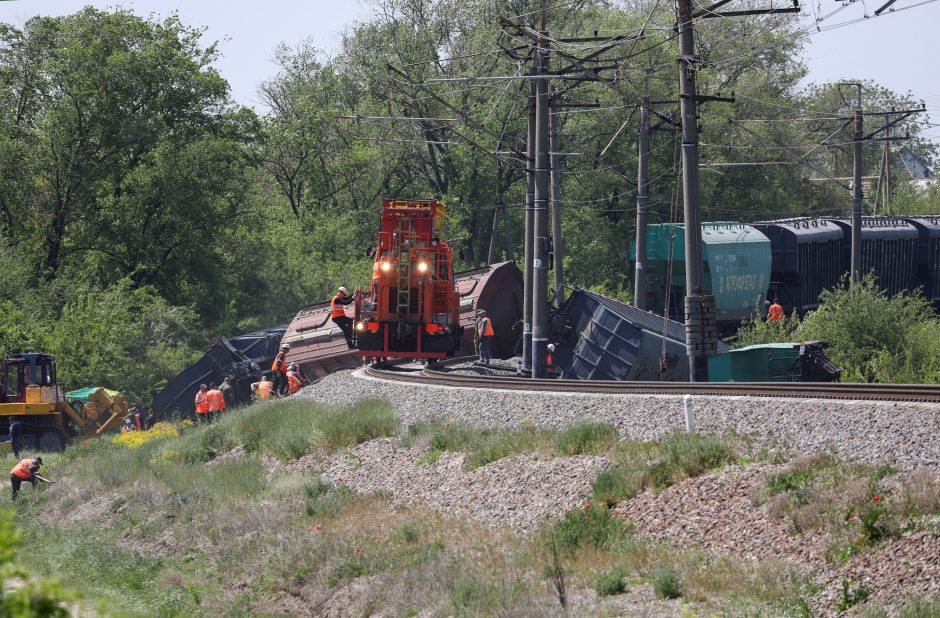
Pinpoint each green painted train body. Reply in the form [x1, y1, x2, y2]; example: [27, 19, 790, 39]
[630, 223, 772, 323]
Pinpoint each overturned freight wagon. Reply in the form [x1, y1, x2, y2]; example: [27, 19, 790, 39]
[152, 326, 286, 418]
[549, 289, 732, 382]
[282, 261, 524, 379]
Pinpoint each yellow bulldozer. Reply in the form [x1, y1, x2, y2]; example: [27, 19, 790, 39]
[0, 353, 130, 452]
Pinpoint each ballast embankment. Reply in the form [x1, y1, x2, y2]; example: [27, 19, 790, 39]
[297, 368, 940, 471]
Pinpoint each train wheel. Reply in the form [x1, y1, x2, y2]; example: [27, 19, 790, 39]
[37, 430, 66, 453]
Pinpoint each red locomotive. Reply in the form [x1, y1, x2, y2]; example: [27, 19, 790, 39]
[354, 199, 463, 360]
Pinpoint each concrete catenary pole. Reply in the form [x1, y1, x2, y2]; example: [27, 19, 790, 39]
[676, 0, 714, 382]
[531, 1, 550, 379]
[521, 68, 535, 372]
[633, 90, 651, 311]
[549, 91, 565, 308]
[851, 104, 864, 283]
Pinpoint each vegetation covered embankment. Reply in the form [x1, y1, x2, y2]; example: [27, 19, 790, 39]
[734, 275, 940, 383]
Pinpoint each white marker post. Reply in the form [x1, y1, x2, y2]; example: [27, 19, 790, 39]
[683, 394, 695, 433]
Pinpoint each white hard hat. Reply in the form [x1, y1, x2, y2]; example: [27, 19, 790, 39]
[547, 344, 555, 352]
[289, 363, 298, 370]
[338, 286, 349, 294]
[281, 343, 290, 350]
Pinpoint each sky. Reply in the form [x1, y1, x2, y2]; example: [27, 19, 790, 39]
[0, 0, 937, 139]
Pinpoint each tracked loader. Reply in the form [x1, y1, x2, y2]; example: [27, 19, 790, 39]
[0, 353, 129, 452]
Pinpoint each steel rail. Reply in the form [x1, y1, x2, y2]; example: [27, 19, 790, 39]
[363, 365, 940, 403]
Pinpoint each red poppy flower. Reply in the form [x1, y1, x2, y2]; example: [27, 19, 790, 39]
[315, 525, 321, 532]
[338, 476, 344, 482]
[874, 495, 881, 503]
[584, 503, 591, 509]
[355, 548, 361, 555]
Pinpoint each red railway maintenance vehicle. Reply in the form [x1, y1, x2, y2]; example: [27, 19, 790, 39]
[354, 199, 464, 361]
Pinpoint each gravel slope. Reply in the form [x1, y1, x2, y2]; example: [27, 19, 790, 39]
[297, 369, 940, 470]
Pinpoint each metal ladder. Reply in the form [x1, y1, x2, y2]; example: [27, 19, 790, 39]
[395, 220, 415, 338]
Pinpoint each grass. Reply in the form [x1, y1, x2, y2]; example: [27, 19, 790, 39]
[592, 431, 740, 507]
[16, 401, 924, 618]
[594, 567, 628, 596]
[765, 456, 940, 548]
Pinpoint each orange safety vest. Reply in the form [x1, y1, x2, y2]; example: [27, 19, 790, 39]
[547, 352, 553, 371]
[768, 303, 784, 321]
[206, 389, 224, 412]
[287, 373, 302, 395]
[258, 380, 274, 400]
[272, 351, 288, 374]
[478, 316, 494, 337]
[331, 294, 347, 318]
[194, 390, 208, 414]
[11, 459, 36, 479]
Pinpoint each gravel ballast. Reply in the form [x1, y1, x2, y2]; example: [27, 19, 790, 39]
[297, 368, 940, 470]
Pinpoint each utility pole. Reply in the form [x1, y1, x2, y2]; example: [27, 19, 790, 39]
[521, 69, 535, 372]
[549, 92, 565, 308]
[676, 0, 715, 382]
[531, 0, 550, 379]
[850, 85, 863, 283]
[633, 77, 651, 311]
[883, 119, 891, 215]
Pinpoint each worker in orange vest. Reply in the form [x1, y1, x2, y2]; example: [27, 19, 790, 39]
[194, 384, 209, 422]
[254, 375, 275, 401]
[10, 456, 41, 500]
[286, 363, 303, 395]
[271, 343, 290, 396]
[331, 287, 355, 349]
[206, 382, 225, 421]
[767, 298, 784, 322]
[477, 309, 495, 366]
[546, 343, 556, 377]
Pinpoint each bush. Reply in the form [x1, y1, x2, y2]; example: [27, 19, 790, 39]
[594, 567, 628, 597]
[551, 505, 631, 552]
[554, 422, 618, 456]
[409, 421, 554, 470]
[835, 579, 871, 612]
[317, 398, 398, 450]
[594, 432, 738, 507]
[859, 502, 896, 544]
[592, 465, 650, 507]
[651, 565, 682, 599]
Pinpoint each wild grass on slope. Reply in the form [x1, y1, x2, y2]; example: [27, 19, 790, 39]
[403, 420, 618, 469]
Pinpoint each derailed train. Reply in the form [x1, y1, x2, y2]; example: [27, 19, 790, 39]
[631, 216, 940, 326]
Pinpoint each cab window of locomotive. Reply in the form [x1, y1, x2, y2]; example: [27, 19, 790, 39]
[5, 365, 17, 397]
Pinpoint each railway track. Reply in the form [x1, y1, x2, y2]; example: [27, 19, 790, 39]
[364, 362, 940, 403]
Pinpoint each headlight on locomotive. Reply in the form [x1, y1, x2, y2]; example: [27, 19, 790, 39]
[417, 260, 429, 274]
[380, 261, 392, 272]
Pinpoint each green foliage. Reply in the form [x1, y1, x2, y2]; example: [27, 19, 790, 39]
[859, 502, 895, 544]
[407, 421, 555, 470]
[799, 275, 940, 383]
[732, 275, 940, 383]
[732, 309, 802, 349]
[0, 510, 69, 616]
[553, 422, 618, 456]
[835, 579, 871, 612]
[651, 565, 683, 600]
[551, 505, 631, 552]
[593, 432, 739, 507]
[316, 398, 399, 451]
[593, 567, 628, 597]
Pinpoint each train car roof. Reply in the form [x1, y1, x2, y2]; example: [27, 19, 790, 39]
[825, 217, 919, 239]
[750, 218, 844, 241]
